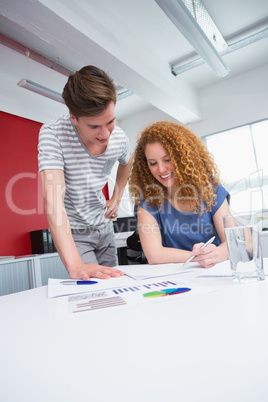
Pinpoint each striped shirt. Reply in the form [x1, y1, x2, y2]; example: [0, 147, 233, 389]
[38, 114, 130, 229]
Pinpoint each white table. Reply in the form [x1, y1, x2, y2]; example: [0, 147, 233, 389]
[1, 259, 268, 402]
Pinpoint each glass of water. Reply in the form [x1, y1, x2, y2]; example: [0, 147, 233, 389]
[223, 212, 265, 283]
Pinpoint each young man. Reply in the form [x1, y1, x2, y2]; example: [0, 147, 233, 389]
[38, 65, 132, 280]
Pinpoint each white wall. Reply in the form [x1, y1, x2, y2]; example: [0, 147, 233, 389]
[190, 64, 268, 137]
[114, 63, 268, 217]
[118, 106, 180, 152]
[119, 63, 268, 147]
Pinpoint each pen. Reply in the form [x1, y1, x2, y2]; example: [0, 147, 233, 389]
[60, 280, 98, 285]
[183, 236, 215, 266]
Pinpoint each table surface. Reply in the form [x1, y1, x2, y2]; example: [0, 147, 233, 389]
[1, 259, 268, 402]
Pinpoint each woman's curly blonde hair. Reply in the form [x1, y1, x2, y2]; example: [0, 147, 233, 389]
[129, 121, 221, 215]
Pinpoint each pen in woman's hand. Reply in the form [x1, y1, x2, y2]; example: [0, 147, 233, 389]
[183, 236, 216, 266]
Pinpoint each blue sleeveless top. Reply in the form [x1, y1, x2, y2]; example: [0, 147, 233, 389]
[135, 185, 229, 251]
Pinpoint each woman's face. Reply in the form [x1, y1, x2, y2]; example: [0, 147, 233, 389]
[145, 142, 175, 188]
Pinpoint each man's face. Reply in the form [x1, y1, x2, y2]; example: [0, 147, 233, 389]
[70, 102, 116, 152]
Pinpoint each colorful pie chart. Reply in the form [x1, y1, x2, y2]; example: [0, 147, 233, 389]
[143, 287, 191, 298]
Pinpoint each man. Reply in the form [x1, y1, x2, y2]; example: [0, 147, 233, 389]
[38, 65, 132, 280]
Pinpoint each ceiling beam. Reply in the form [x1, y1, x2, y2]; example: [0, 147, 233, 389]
[0, 0, 201, 124]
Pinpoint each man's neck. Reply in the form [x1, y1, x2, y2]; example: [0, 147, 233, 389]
[85, 142, 107, 156]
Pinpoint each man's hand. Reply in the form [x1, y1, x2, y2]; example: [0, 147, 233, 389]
[104, 198, 120, 219]
[105, 155, 132, 220]
[68, 263, 125, 280]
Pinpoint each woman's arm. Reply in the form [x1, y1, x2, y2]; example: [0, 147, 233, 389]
[137, 206, 192, 264]
[192, 198, 230, 268]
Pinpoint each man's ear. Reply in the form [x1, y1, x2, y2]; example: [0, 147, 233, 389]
[69, 112, 77, 125]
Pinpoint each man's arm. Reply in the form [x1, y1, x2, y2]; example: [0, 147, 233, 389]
[105, 153, 133, 219]
[40, 169, 124, 280]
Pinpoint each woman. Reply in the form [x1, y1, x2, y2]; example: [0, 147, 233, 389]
[129, 121, 230, 268]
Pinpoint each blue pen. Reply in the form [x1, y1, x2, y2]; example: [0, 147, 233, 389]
[60, 280, 98, 285]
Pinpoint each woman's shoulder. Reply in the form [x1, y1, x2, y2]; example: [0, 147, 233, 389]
[212, 183, 230, 212]
[215, 183, 229, 198]
[135, 198, 163, 217]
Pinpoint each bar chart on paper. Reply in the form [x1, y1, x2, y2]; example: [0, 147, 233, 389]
[73, 296, 127, 312]
[67, 290, 127, 314]
[67, 280, 187, 314]
[111, 280, 180, 295]
[61, 278, 210, 315]
[112, 280, 191, 298]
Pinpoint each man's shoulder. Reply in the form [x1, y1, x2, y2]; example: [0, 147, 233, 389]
[41, 114, 71, 131]
[109, 125, 129, 146]
[111, 125, 127, 138]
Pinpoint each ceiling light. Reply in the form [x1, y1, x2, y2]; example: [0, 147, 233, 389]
[172, 20, 268, 75]
[17, 79, 132, 103]
[17, 79, 64, 103]
[116, 86, 133, 101]
[155, 0, 230, 77]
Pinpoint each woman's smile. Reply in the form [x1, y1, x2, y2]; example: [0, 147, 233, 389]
[160, 172, 173, 180]
[145, 142, 175, 187]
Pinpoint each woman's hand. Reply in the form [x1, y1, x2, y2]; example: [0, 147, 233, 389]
[191, 242, 220, 268]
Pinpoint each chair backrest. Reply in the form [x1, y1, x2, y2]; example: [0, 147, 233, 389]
[126, 230, 147, 264]
[126, 230, 141, 251]
[113, 216, 137, 233]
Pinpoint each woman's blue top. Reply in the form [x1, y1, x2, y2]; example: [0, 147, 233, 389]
[135, 185, 229, 251]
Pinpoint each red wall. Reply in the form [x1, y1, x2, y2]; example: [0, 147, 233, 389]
[0, 111, 109, 257]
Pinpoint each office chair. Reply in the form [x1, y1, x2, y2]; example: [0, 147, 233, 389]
[126, 230, 147, 264]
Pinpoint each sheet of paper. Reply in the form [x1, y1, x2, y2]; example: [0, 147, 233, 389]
[118, 263, 199, 280]
[56, 276, 216, 315]
[48, 275, 145, 298]
[47, 263, 199, 298]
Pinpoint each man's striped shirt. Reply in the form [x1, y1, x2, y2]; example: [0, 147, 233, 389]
[38, 114, 130, 229]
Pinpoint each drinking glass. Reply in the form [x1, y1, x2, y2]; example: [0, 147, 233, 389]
[223, 212, 265, 283]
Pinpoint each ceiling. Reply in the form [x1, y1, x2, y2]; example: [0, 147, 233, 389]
[0, 0, 267, 124]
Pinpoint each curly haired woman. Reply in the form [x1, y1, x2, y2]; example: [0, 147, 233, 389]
[129, 121, 230, 268]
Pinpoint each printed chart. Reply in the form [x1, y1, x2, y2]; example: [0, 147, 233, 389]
[143, 288, 191, 298]
[112, 280, 178, 295]
[66, 280, 192, 314]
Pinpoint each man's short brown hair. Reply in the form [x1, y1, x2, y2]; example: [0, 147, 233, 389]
[62, 65, 116, 118]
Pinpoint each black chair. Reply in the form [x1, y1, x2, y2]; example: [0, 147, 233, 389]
[113, 216, 137, 233]
[126, 230, 147, 264]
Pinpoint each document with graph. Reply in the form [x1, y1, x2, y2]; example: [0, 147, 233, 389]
[54, 276, 215, 315]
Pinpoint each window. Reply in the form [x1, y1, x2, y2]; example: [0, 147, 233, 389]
[203, 119, 268, 228]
